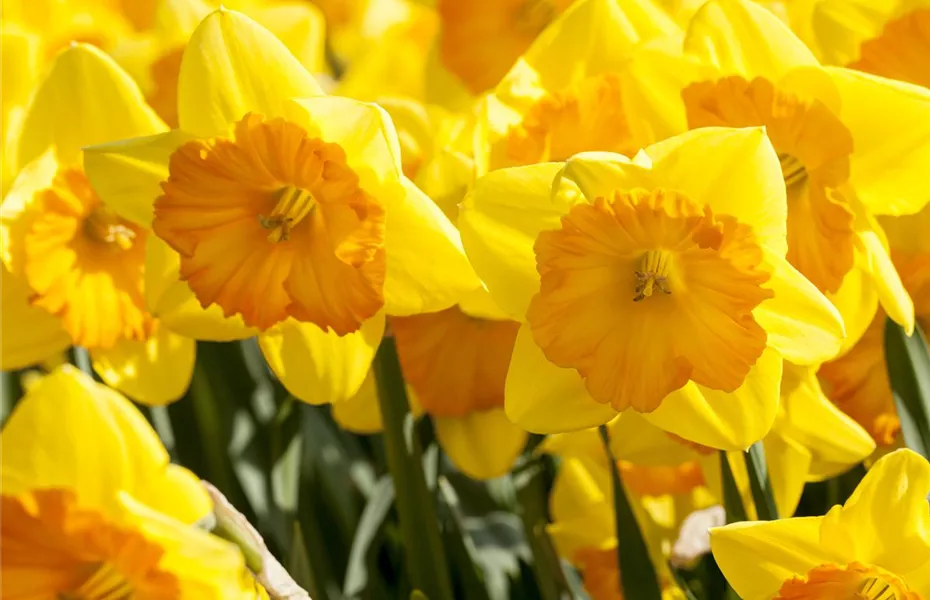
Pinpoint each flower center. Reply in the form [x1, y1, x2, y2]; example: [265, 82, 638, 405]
[392, 306, 520, 418]
[155, 113, 386, 333]
[498, 72, 634, 169]
[22, 168, 151, 349]
[682, 76, 856, 293]
[527, 188, 772, 413]
[66, 561, 134, 600]
[634, 249, 673, 302]
[775, 562, 922, 600]
[850, 9, 930, 88]
[259, 185, 316, 243]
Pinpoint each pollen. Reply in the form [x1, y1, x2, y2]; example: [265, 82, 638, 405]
[682, 76, 856, 293]
[21, 167, 151, 349]
[634, 250, 673, 302]
[155, 112, 387, 333]
[527, 188, 772, 413]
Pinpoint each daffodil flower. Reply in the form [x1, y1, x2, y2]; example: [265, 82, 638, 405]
[475, 0, 682, 175]
[631, 0, 930, 347]
[84, 9, 480, 405]
[461, 126, 844, 449]
[0, 365, 263, 598]
[0, 44, 194, 405]
[711, 448, 930, 599]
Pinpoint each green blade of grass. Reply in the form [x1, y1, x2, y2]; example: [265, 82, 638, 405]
[743, 442, 778, 521]
[885, 319, 930, 459]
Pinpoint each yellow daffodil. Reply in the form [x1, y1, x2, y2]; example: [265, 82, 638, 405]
[819, 204, 930, 448]
[83, 9, 479, 406]
[711, 448, 930, 599]
[633, 0, 930, 347]
[0, 43, 195, 405]
[475, 0, 681, 176]
[460, 126, 844, 449]
[0, 365, 263, 599]
[545, 451, 700, 599]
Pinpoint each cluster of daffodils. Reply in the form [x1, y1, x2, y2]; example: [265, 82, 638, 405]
[2, 0, 930, 598]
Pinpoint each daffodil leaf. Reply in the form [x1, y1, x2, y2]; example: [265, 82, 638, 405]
[436, 478, 493, 600]
[743, 442, 779, 520]
[373, 337, 454, 600]
[598, 425, 663, 600]
[719, 451, 748, 524]
[667, 561, 700, 600]
[343, 476, 395, 598]
[884, 319, 930, 459]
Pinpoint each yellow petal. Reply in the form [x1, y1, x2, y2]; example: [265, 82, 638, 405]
[829, 264, 880, 354]
[809, 0, 895, 65]
[17, 43, 164, 168]
[259, 313, 385, 405]
[90, 326, 196, 406]
[642, 347, 782, 451]
[84, 130, 195, 228]
[0, 266, 71, 370]
[381, 178, 481, 316]
[710, 517, 840, 600]
[505, 323, 617, 433]
[0, 365, 210, 522]
[248, 2, 327, 74]
[331, 369, 382, 434]
[859, 222, 915, 333]
[643, 126, 788, 256]
[779, 363, 875, 481]
[827, 67, 930, 217]
[685, 0, 818, 81]
[145, 236, 257, 341]
[434, 408, 527, 480]
[547, 457, 616, 559]
[609, 411, 701, 467]
[177, 8, 323, 138]
[0, 149, 57, 275]
[459, 162, 576, 320]
[763, 430, 812, 518]
[755, 248, 846, 364]
[820, 449, 930, 571]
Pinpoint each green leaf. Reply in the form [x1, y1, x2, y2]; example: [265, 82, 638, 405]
[437, 478, 493, 600]
[743, 442, 778, 521]
[597, 426, 662, 600]
[373, 338, 454, 600]
[885, 320, 930, 459]
[343, 476, 396, 598]
[667, 561, 699, 600]
[719, 451, 747, 524]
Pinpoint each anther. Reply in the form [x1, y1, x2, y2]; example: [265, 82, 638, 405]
[633, 250, 672, 302]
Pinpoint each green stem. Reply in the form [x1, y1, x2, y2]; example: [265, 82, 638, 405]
[373, 338, 453, 600]
[743, 442, 779, 521]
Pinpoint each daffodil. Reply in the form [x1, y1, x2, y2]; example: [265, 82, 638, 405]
[819, 204, 930, 448]
[461, 126, 844, 449]
[545, 449, 703, 599]
[632, 0, 930, 347]
[0, 43, 194, 405]
[711, 448, 930, 599]
[475, 0, 682, 175]
[84, 9, 479, 405]
[0, 365, 263, 599]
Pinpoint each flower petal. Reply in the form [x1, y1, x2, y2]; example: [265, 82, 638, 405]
[459, 162, 575, 320]
[642, 347, 782, 450]
[755, 248, 845, 364]
[827, 67, 930, 216]
[434, 409, 527, 480]
[83, 130, 195, 228]
[331, 369, 382, 434]
[685, 0, 818, 82]
[505, 323, 617, 433]
[17, 43, 164, 168]
[0, 365, 209, 522]
[779, 363, 875, 481]
[829, 264, 880, 353]
[144, 236, 257, 341]
[0, 266, 71, 370]
[710, 517, 840, 600]
[177, 8, 323, 138]
[860, 226, 915, 334]
[820, 449, 930, 571]
[259, 313, 385, 405]
[644, 126, 788, 256]
[90, 326, 195, 406]
[763, 430, 812, 518]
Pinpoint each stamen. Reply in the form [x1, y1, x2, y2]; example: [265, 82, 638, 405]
[634, 249, 672, 302]
[259, 185, 316, 243]
[778, 153, 808, 192]
[67, 561, 133, 600]
[83, 206, 136, 250]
